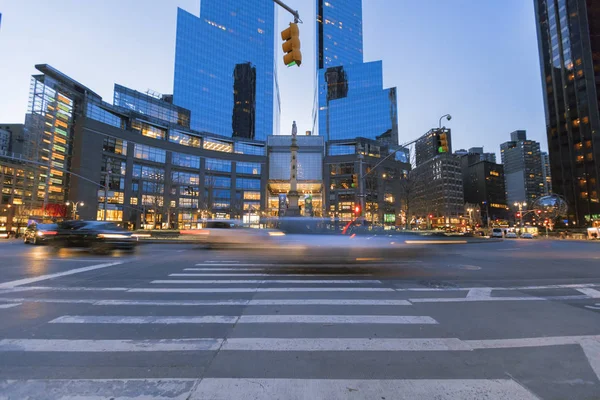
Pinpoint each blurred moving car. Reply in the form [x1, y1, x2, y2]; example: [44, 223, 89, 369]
[52, 221, 135, 254]
[23, 223, 58, 245]
[520, 232, 534, 239]
[0, 229, 15, 239]
[505, 232, 518, 239]
[181, 220, 283, 249]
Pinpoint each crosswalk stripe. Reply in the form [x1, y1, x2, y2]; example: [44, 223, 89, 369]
[220, 338, 467, 351]
[185, 268, 269, 271]
[236, 315, 436, 324]
[151, 279, 382, 284]
[49, 315, 435, 325]
[0, 379, 197, 400]
[0, 338, 222, 352]
[190, 378, 539, 400]
[0, 298, 412, 307]
[129, 287, 394, 293]
[195, 263, 266, 267]
[0, 303, 20, 309]
[175, 273, 371, 277]
[0, 262, 123, 288]
[50, 315, 238, 324]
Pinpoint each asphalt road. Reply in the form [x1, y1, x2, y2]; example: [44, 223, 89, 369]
[0, 238, 599, 399]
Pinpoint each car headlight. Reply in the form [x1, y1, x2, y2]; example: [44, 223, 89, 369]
[268, 231, 285, 237]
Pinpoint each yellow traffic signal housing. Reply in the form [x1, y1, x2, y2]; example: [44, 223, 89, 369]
[437, 132, 449, 153]
[281, 23, 302, 67]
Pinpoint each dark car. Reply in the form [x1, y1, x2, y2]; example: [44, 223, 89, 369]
[52, 221, 135, 254]
[23, 223, 58, 245]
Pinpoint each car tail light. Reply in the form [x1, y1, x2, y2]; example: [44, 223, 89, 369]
[38, 231, 57, 236]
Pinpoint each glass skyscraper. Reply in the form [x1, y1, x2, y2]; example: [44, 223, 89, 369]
[173, 0, 279, 141]
[313, 0, 398, 144]
[534, 0, 600, 225]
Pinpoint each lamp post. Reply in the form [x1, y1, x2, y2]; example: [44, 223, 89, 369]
[65, 201, 84, 220]
[467, 208, 473, 228]
[438, 114, 452, 129]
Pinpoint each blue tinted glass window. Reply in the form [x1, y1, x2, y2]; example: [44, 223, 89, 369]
[131, 120, 167, 140]
[169, 130, 201, 148]
[236, 162, 261, 175]
[172, 152, 200, 169]
[132, 164, 164, 181]
[213, 189, 231, 200]
[86, 102, 123, 128]
[171, 171, 200, 185]
[206, 175, 231, 188]
[236, 178, 261, 190]
[328, 144, 355, 156]
[133, 144, 166, 163]
[235, 142, 266, 156]
[205, 158, 232, 173]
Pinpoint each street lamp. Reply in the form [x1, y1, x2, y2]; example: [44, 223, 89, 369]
[438, 114, 452, 129]
[467, 208, 473, 228]
[65, 201, 85, 220]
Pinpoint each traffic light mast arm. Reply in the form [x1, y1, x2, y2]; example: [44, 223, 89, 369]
[273, 0, 302, 23]
[362, 137, 418, 179]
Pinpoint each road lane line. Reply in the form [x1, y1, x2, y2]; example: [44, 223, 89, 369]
[248, 299, 411, 306]
[93, 299, 249, 306]
[576, 288, 600, 298]
[0, 338, 222, 352]
[175, 273, 372, 277]
[220, 338, 467, 351]
[0, 303, 21, 309]
[185, 268, 268, 271]
[190, 378, 539, 400]
[0, 379, 197, 400]
[237, 315, 437, 324]
[151, 279, 382, 284]
[49, 315, 239, 324]
[195, 263, 265, 267]
[0, 262, 123, 288]
[129, 287, 394, 293]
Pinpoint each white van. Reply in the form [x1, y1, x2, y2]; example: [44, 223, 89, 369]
[491, 228, 504, 238]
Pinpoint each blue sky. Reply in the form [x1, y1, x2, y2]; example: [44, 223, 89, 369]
[0, 0, 546, 158]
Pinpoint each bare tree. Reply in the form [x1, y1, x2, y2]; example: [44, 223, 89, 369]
[199, 175, 216, 220]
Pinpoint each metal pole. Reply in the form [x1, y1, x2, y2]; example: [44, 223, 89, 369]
[273, 0, 301, 22]
[358, 154, 365, 217]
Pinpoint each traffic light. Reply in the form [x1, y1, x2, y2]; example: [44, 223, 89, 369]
[281, 23, 302, 67]
[436, 131, 449, 154]
[354, 204, 361, 215]
[516, 212, 521, 218]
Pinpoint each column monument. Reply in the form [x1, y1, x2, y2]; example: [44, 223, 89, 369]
[286, 121, 301, 216]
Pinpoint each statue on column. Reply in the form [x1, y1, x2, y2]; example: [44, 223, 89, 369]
[286, 121, 301, 216]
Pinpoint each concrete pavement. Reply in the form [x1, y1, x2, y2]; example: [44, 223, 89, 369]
[0, 239, 598, 399]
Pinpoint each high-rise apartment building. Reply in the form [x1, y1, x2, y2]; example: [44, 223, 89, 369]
[313, 0, 398, 143]
[534, 0, 600, 225]
[500, 130, 544, 206]
[173, 0, 279, 140]
[541, 151, 552, 195]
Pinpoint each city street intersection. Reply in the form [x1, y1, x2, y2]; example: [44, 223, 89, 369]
[0, 239, 599, 399]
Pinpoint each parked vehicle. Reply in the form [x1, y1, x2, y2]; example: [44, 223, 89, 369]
[52, 221, 136, 254]
[0, 229, 15, 239]
[491, 228, 504, 238]
[521, 232, 534, 239]
[23, 223, 58, 245]
[505, 232, 518, 239]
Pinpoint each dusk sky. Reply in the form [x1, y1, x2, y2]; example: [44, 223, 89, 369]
[0, 0, 546, 158]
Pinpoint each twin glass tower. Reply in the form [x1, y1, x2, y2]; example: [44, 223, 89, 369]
[173, 0, 398, 144]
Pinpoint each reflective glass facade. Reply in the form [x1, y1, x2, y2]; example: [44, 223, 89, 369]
[314, 0, 398, 143]
[534, 0, 600, 225]
[173, 0, 279, 140]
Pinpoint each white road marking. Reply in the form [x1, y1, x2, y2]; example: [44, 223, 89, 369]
[151, 279, 381, 284]
[410, 297, 545, 303]
[0, 262, 123, 288]
[173, 273, 371, 277]
[196, 263, 264, 267]
[3, 286, 130, 292]
[585, 304, 600, 310]
[580, 339, 600, 381]
[0, 379, 197, 400]
[49, 314, 433, 325]
[129, 287, 394, 293]
[0, 298, 411, 307]
[49, 315, 239, 324]
[248, 299, 411, 306]
[576, 288, 600, 298]
[189, 378, 539, 400]
[466, 288, 492, 298]
[0, 303, 20, 309]
[204, 260, 239, 263]
[221, 338, 468, 351]
[184, 268, 268, 271]
[237, 315, 437, 324]
[464, 335, 600, 349]
[0, 338, 222, 352]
